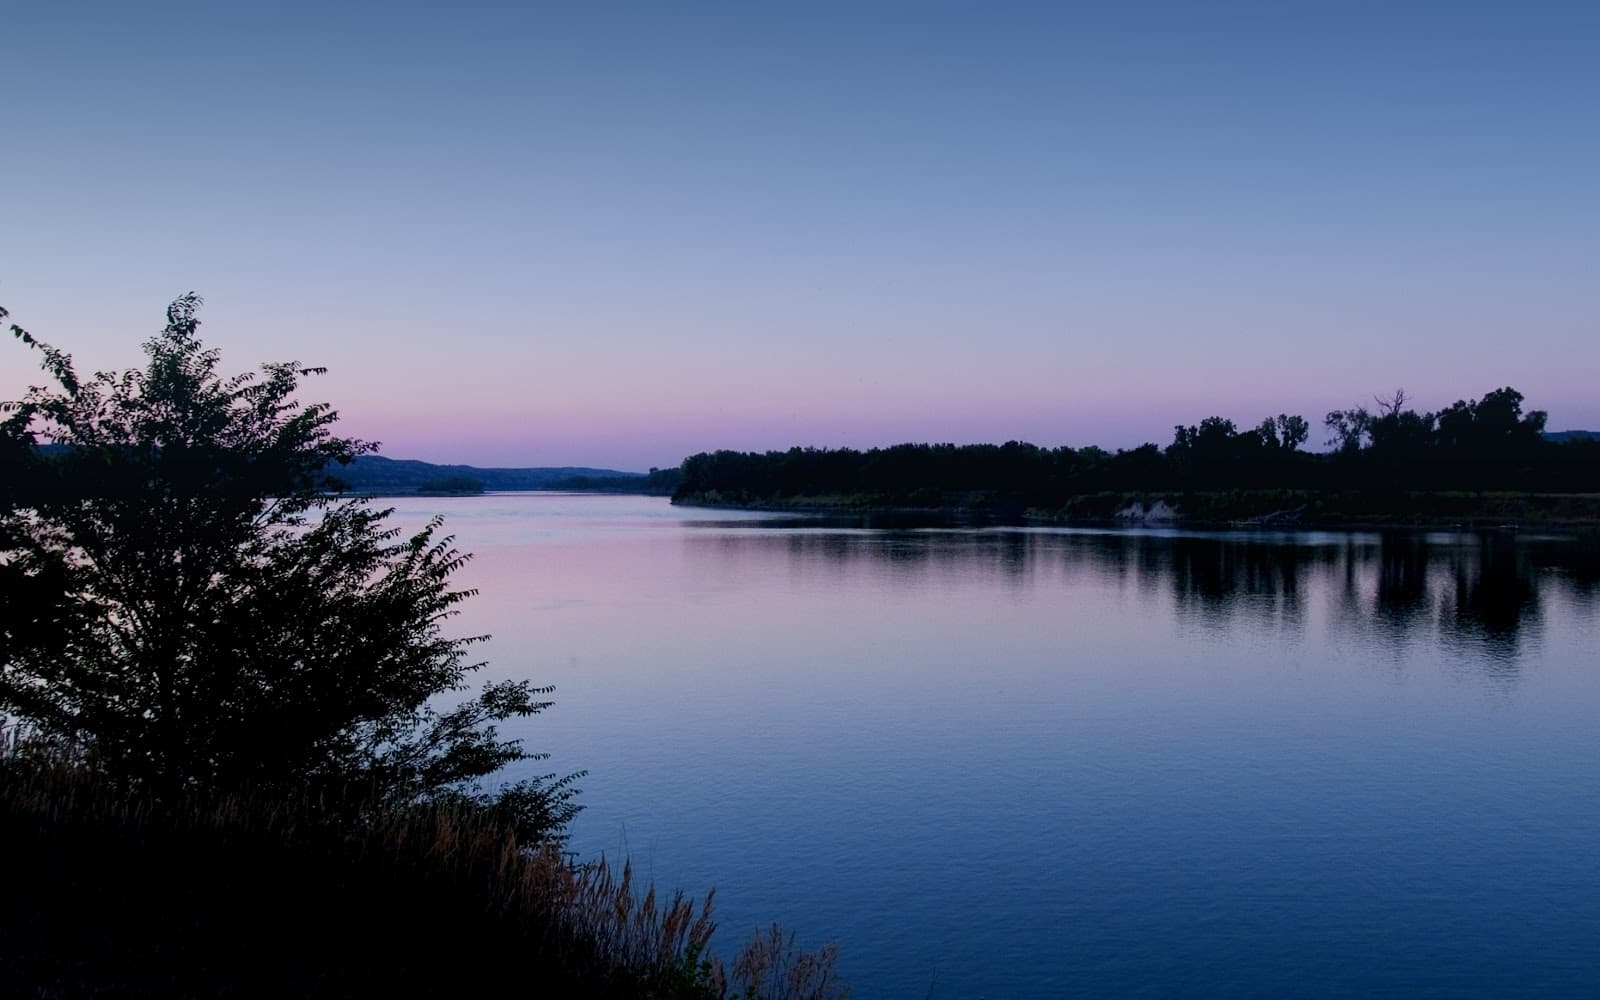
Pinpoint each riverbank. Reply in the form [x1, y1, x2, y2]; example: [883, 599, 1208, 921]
[673, 490, 1600, 529]
[0, 755, 846, 999]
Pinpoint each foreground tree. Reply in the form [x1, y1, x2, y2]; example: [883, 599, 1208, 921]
[0, 295, 578, 842]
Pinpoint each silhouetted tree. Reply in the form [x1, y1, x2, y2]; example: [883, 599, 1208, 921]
[0, 296, 578, 842]
[1436, 387, 1547, 455]
[1254, 417, 1283, 450]
[1275, 414, 1309, 452]
[1366, 389, 1436, 465]
[1325, 406, 1372, 454]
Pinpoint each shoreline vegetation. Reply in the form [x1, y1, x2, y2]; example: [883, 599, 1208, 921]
[0, 749, 846, 999]
[670, 389, 1600, 530]
[673, 489, 1600, 529]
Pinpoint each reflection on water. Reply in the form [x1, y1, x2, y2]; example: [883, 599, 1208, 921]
[687, 526, 1598, 675]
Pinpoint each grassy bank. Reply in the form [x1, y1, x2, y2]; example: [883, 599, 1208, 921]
[0, 753, 847, 999]
[1028, 490, 1600, 527]
[675, 489, 1600, 528]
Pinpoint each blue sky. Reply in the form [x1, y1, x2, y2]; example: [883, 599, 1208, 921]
[3, 2, 1596, 469]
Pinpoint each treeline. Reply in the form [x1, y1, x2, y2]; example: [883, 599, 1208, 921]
[334, 455, 645, 494]
[335, 458, 681, 496]
[416, 474, 487, 494]
[548, 467, 683, 495]
[674, 387, 1600, 509]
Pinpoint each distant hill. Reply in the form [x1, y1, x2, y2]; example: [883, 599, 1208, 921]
[25, 445, 676, 495]
[335, 455, 649, 493]
[1544, 430, 1600, 443]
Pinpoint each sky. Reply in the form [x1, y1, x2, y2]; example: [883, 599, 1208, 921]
[3, 2, 1597, 471]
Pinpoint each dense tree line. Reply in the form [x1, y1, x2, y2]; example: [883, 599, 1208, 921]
[674, 388, 1600, 507]
[547, 467, 682, 494]
[416, 474, 487, 494]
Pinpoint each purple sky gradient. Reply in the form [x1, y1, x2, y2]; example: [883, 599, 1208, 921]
[3, 3, 1596, 470]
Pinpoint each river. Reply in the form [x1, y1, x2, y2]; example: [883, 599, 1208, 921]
[388, 493, 1600, 998]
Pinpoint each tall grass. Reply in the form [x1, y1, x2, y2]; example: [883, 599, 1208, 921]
[0, 740, 848, 998]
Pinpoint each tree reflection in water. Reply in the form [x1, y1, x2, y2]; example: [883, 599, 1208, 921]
[685, 521, 1600, 676]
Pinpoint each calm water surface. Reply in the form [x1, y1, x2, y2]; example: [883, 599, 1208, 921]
[390, 494, 1600, 999]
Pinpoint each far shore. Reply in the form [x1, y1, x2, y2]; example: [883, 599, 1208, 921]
[671, 490, 1600, 531]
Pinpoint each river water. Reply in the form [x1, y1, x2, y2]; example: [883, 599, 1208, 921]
[388, 493, 1600, 998]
